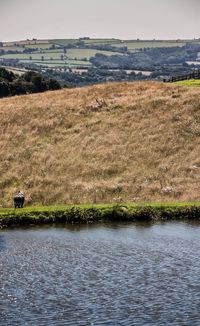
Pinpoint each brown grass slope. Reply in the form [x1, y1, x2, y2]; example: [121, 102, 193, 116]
[0, 81, 199, 206]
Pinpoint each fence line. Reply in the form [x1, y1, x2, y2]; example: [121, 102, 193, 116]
[163, 70, 200, 83]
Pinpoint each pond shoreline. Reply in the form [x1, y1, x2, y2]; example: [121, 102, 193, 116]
[0, 203, 200, 228]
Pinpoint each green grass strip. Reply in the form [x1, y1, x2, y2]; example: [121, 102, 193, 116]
[0, 202, 200, 228]
[176, 79, 200, 87]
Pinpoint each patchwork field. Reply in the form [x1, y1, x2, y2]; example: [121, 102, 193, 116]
[1, 38, 199, 70]
[0, 48, 123, 68]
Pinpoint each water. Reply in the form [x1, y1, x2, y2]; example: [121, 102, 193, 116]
[1, 222, 200, 325]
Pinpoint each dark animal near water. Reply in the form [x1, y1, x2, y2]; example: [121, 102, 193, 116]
[14, 196, 25, 208]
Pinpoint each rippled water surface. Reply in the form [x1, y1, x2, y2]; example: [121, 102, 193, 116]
[1, 222, 200, 325]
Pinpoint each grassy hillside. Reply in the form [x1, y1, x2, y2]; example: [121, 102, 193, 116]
[0, 81, 199, 206]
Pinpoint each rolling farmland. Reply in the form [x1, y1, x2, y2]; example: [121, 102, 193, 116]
[0, 40, 124, 68]
[0, 48, 123, 60]
[0, 37, 200, 74]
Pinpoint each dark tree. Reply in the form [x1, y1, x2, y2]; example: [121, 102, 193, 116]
[0, 81, 10, 98]
[48, 78, 61, 90]
[0, 67, 16, 82]
[32, 75, 48, 92]
[0, 68, 62, 98]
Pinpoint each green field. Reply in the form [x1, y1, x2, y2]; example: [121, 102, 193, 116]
[0, 52, 65, 60]
[20, 59, 92, 67]
[50, 38, 121, 46]
[67, 48, 122, 59]
[83, 38, 121, 45]
[113, 40, 186, 51]
[176, 79, 200, 87]
[24, 43, 54, 50]
[51, 39, 79, 46]
[0, 46, 25, 52]
[43, 49, 65, 53]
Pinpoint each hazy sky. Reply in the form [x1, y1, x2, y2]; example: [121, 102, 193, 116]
[0, 0, 199, 41]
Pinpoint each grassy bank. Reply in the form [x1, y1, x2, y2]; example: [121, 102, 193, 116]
[0, 202, 200, 228]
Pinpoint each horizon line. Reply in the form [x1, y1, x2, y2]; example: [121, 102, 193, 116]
[3, 37, 200, 43]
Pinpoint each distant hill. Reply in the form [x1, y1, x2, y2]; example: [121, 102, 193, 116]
[1, 38, 200, 86]
[0, 81, 199, 206]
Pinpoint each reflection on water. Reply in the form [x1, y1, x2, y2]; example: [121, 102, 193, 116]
[1, 222, 200, 325]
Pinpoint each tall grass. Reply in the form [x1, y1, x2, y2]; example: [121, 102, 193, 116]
[0, 81, 199, 206]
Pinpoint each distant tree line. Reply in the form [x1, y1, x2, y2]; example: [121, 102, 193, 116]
[0, 67, 61, 98]
[43, 67, 149, 87]
[89, 45, 200, 69]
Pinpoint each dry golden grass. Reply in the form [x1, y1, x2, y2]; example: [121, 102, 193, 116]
[0, 81, 199, 206]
